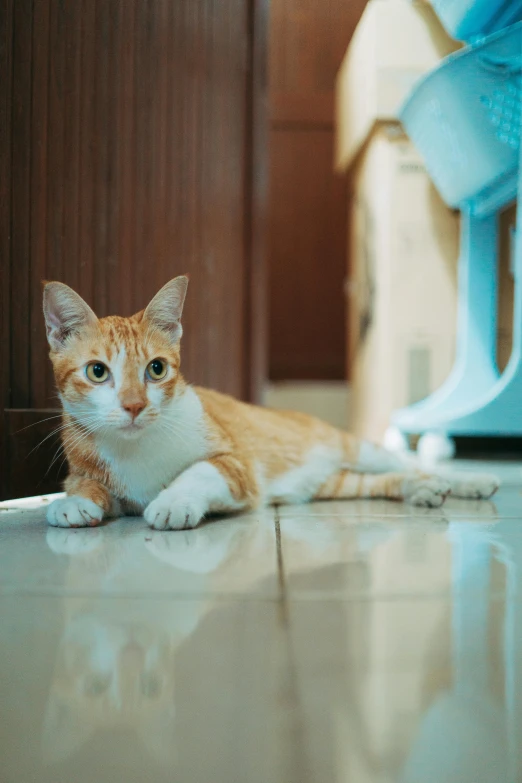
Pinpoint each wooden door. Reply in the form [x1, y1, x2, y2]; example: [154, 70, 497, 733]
[0, 0, 267, 500]
[268, 0, 367, 380]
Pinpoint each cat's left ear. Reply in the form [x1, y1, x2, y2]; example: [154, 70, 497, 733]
[143, 275, 188, 343]
[43, 282, 98, 351]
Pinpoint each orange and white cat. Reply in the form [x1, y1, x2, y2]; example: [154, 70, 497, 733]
[43, 276, 498, 529]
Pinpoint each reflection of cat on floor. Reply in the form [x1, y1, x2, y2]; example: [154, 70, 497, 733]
[43, 516, 388, 769]
[43, 605, 180, 767]
[44, 522, 256, 766]
[43, 518, 284, 767]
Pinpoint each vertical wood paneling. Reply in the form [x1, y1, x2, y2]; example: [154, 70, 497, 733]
[246, 0, 269, 401]
[0, 0, 14, 492]
[47, 0, 65, 297]
[10, 0, 33, 407]
[130, 0, 146, 316]
[117, 0, 136, 319]
[62, 0, 81, 297]
[44, 0, 66, 407]
[93, 0, 110, 317]
[30, 0, 50, 408]
[0, 0, 268, 500]
[153, 0, 169, 291]
[78, 0, 96, 311]
[106, 0, 118, 313]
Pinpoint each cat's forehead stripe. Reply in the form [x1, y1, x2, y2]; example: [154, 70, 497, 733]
[102, 316, 141, 343]
[97, 316, 181, 370]
[100, 317, 149, 360]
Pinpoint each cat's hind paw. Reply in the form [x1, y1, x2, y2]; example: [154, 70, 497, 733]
[144, 492, 205, 531]
[46, 496, 104, 528]
[403, 476, 451, 508]
[447, 473, 500, 500]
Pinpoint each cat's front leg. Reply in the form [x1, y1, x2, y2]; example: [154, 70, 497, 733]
[144, 455, 259, 530]
[46, 475, 115, 528]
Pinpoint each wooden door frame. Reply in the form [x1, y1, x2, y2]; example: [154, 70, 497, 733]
[244, 0, 269, 403]
[0, 0, 14, 500]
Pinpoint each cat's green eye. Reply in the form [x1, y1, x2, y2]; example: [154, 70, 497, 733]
[85, 362, 110, 384]
[146, 358, 168, 381]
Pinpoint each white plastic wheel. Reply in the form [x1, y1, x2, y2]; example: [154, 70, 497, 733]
[383, 426, 410, 454]
[417, 432, 456, 465]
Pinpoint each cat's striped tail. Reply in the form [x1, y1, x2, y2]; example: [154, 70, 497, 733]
[338, 432, 499, 502]
[340, 433, 414, 475]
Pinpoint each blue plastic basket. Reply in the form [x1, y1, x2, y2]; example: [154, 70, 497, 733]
[399, 21, 522, 215]
[431, 0, 522, 41]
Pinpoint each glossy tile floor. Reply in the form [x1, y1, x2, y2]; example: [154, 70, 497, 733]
[2, 461, 522, 782]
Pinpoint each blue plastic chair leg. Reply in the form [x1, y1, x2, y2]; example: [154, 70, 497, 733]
[409, 187, 522, 435]
[394, 150, 522, 436]
[391, 209, 499, 433]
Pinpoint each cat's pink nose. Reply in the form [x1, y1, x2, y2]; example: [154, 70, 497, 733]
[122, 402, 145, 420]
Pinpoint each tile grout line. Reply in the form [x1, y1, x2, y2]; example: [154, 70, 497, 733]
[273, 505, 313, 783]
[274, 505, 287, 599]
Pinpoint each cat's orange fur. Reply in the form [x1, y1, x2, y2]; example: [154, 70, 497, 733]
[42, 277, 499, 530]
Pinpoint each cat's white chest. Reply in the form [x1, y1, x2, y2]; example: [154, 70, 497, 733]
[99, 388, 209, 509]
[111, 438, 201, 507]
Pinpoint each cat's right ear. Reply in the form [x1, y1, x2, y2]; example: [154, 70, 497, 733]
[43, 282, 98, 351]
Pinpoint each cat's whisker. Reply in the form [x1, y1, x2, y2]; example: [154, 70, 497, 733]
[160, 421, 193, 451]
[46, 424, 100, 474]
[46, 444, 67, 477]
[47, 424, 101, 475]
[50, 421, 106, 473]
[15, 413, 64, 435]
[27, 418, 99, 458]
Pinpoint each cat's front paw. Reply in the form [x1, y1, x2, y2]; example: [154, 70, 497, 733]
[46, 496, 104, 528]
[144, 491, 206, 530]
